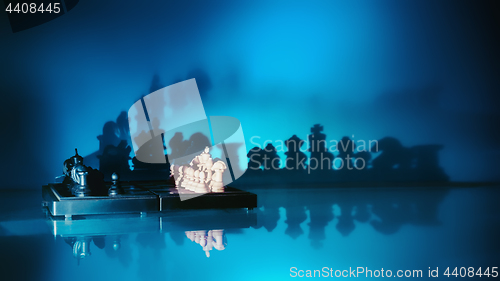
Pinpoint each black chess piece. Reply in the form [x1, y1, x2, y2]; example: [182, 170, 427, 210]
[63, 148, 105, 196]
[108, 172, 123, 196]
[63, 149, 91, 197]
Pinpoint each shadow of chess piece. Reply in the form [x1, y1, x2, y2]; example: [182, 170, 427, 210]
[261, 206, 280, 232]
[411, 144, 449, 181]
[284, 205, 307, 239]
[335, 136, 358, 181]
[354, 151, 372, 181]
[336, 202, 356, 237]
[371, 137, 413, 181]
[308, 204, 334, 249]
[98, 122, 120, 155]
[284, 135, 308, 173]
[168, 132, 191, 161]
[308, 124, 334, 179]
[246, 147, 264, 176]
[262, 143, 281, 173]
[98, 140, 132, 180]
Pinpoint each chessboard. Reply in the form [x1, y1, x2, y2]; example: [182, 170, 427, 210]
[42, 181, 257, 219]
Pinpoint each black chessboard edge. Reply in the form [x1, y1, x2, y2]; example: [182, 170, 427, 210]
[42, 183, 257, 218]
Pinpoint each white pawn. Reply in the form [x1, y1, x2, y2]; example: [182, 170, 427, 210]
[170, 164, 179, 183]
[181, 167, 192, 190]
[191, 169, 200, 191]
[210, 161, 227, 193]
[205, 160, 213, 183]
[175, 166, 184, 187]
[195, 171, 209, 193]
[187, 167, 196, 191]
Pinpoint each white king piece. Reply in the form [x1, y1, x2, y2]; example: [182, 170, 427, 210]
[172, 146, 227, 193]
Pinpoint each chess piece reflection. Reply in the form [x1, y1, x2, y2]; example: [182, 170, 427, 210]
[185, 229, 227, 257]
[64, 236, 92, 263]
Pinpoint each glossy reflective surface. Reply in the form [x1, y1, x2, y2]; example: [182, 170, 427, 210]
[0, 186, 499, 280]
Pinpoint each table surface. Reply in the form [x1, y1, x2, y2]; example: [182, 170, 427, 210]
[0, 184, 499, 281]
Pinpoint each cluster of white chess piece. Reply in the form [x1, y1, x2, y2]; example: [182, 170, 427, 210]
[170, 146, 228, 193]
[185, 229, 226, 258]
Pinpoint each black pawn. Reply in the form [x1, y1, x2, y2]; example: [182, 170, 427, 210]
[108, 172, 122, 196]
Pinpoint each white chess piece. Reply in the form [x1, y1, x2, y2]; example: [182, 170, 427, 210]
[195, 171, 209, 193]
[190, 146, 213, 171]
[210, 161, 227, 192]
[204, 158, 213, 182]
[175, 166, 184, 187]
[187, 167, 196, 191]
[181, 167, 193, 190]
[170, 164, 179, 183]
[191, 169, 200, 191]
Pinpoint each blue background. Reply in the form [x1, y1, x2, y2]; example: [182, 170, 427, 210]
[1, 0, 499, 188]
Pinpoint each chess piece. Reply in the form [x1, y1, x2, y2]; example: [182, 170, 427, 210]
[181, 167, 194, 190]
[190, 146, 213, 171]
[169, 164, 179, 185]
[170, 165, 176, 178]
[175, 166, 184, 187]
[187, 167, 196, 191]
[180, 166, 190, 189]
[195, 171, 209, 193]
[108, 172, 122, 196]
[191, 169, 200, 191]
[210, 161, 227, 192]
[63, 148, 105, 196]
[204, 156, 213, 184]
[72, 165, 90, 197]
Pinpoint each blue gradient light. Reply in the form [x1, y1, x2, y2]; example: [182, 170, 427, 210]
[0, 0, 499, 188]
